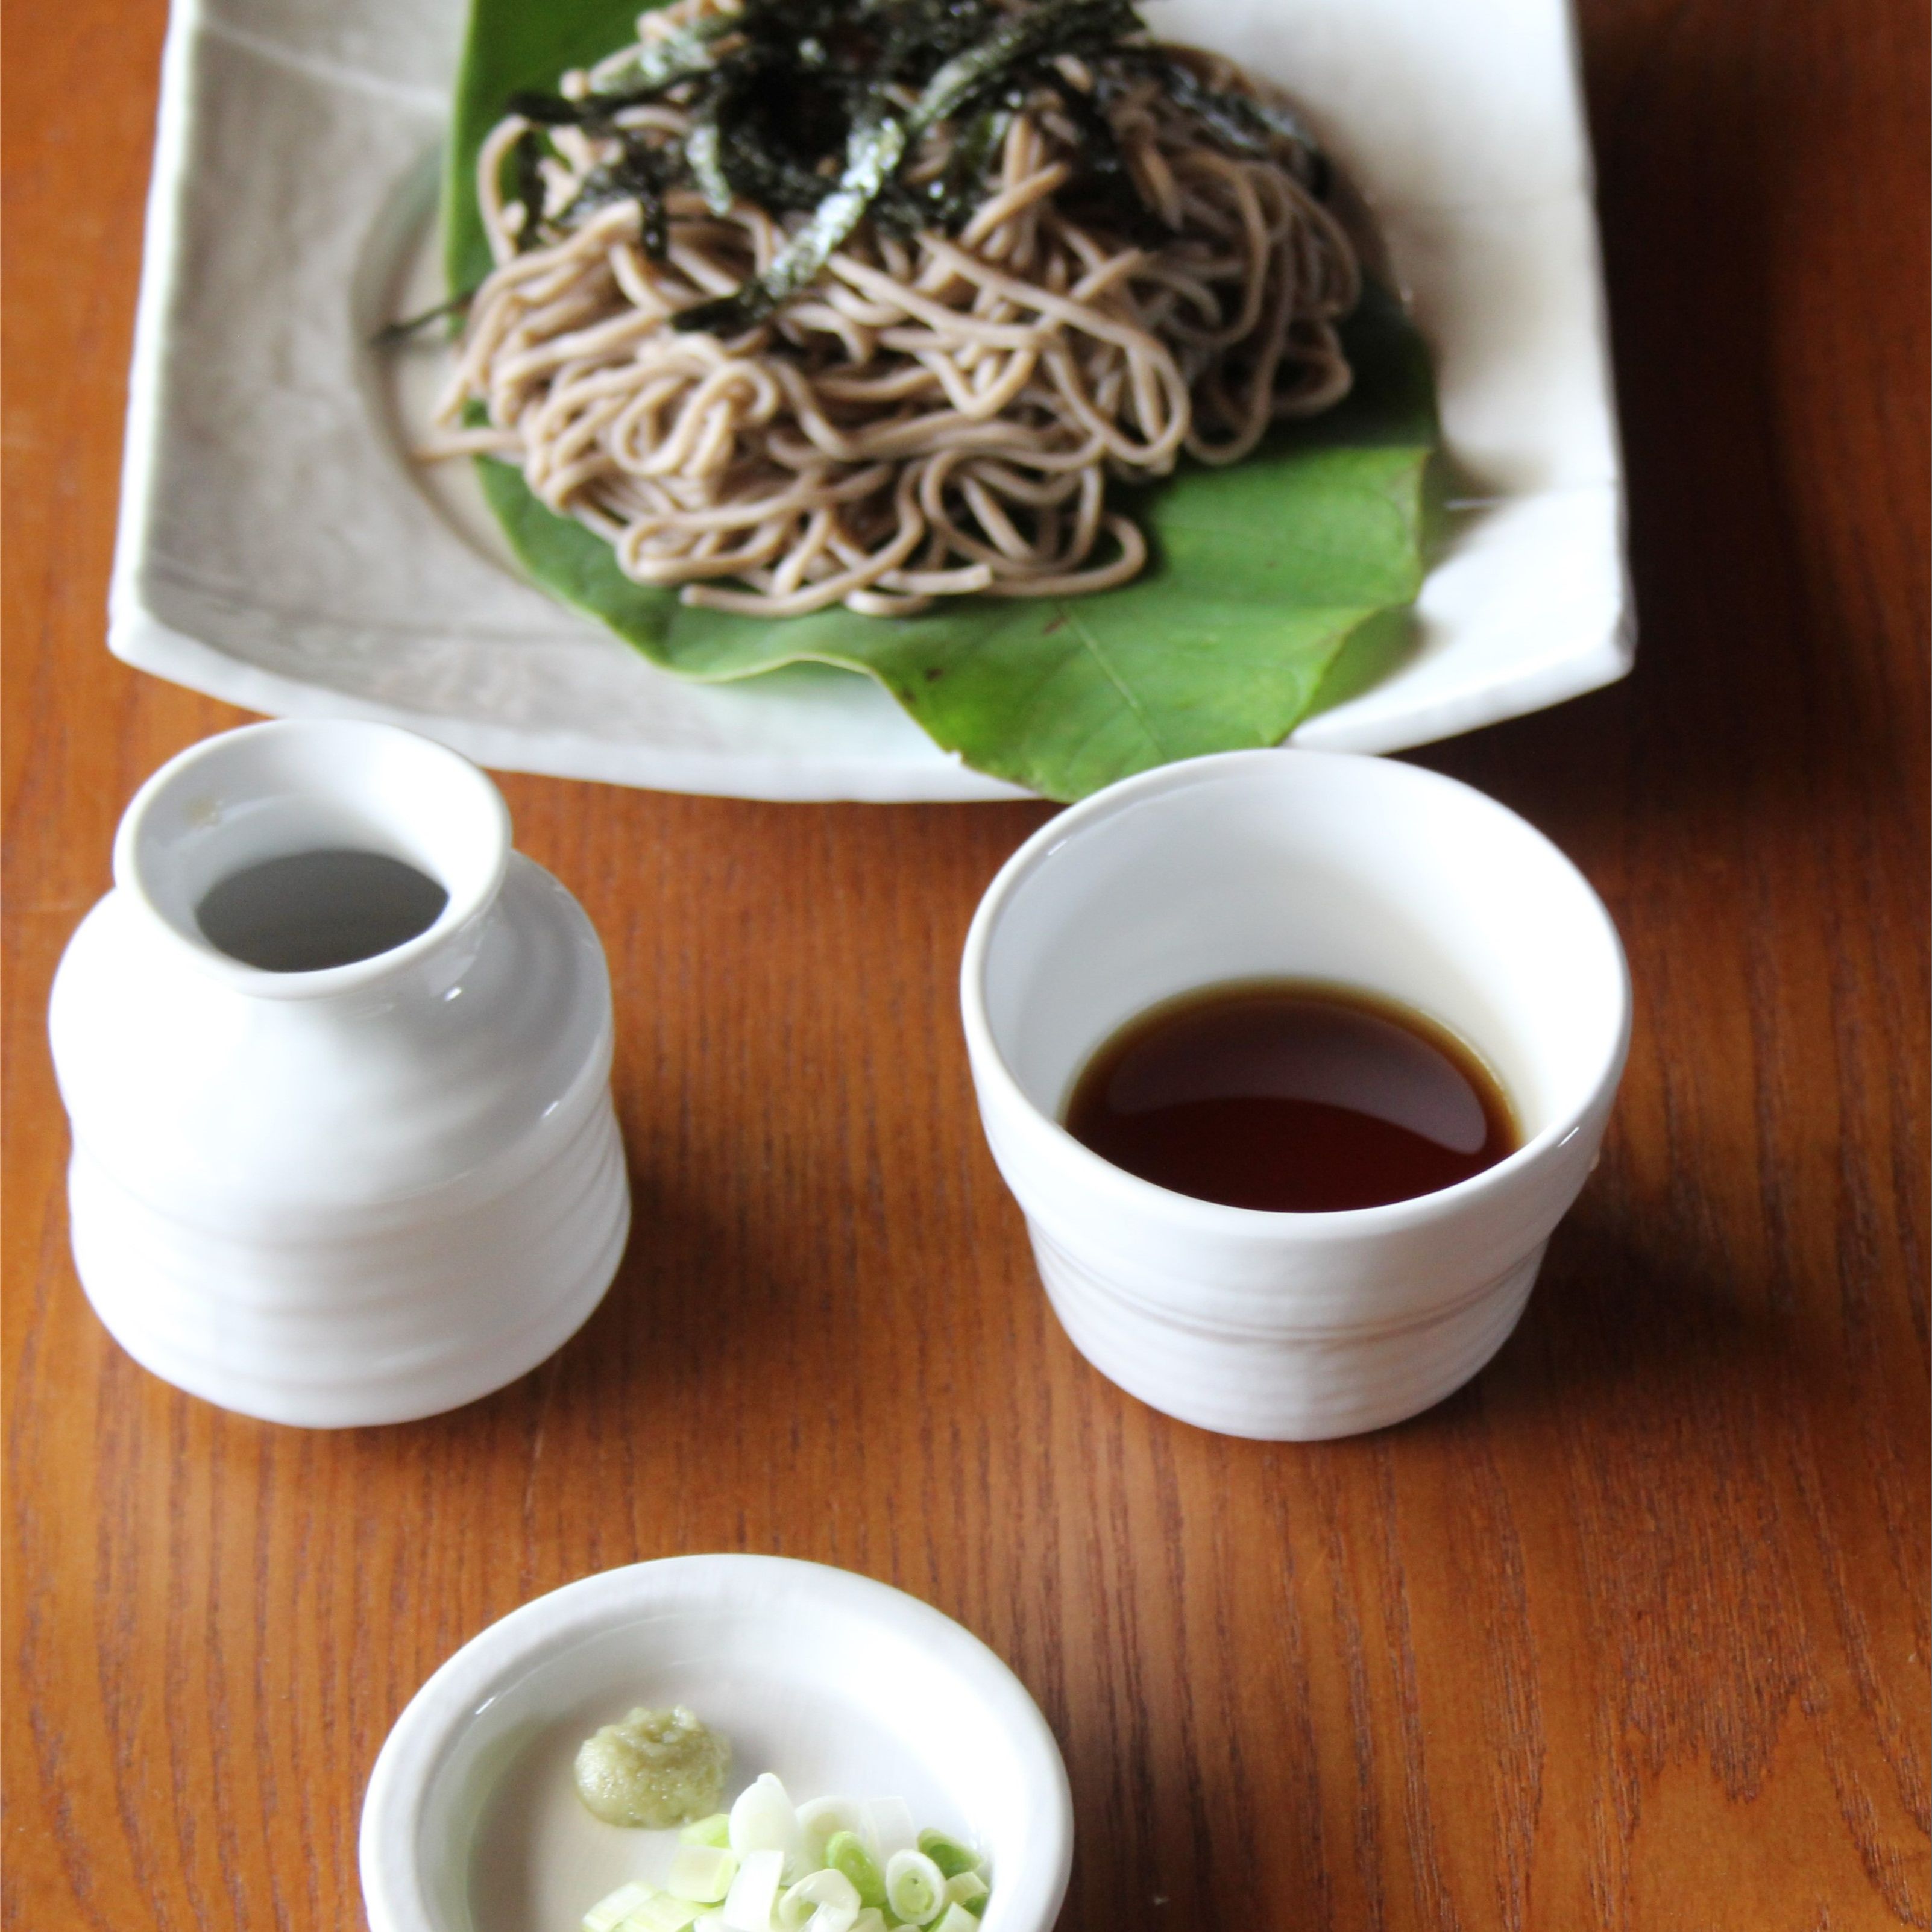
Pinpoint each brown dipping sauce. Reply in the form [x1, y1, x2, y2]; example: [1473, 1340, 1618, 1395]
[1063, 980, 1518, 1213]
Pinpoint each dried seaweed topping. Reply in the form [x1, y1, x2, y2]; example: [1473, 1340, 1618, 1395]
[491, 0, 1329, 324]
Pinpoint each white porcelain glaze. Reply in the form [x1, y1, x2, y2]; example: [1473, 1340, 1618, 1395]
[960, 750, 1631, 1439]
[48, 719, 629, 1427]
[359, 1555, 1074, 1932]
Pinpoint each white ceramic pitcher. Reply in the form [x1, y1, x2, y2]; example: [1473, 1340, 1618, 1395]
[48, 719, 631, 1427]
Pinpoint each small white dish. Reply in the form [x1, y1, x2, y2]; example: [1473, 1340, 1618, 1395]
[111, 0, 1629, 801]
[960, 749, 1631, 1439]
[359, 1555, 1074, 1932]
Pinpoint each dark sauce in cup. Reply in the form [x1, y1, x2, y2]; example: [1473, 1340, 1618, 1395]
[1063, 979, 1518, 1212]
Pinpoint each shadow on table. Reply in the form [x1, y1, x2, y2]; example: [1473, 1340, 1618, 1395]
[1458, 1190, 1805, 1446]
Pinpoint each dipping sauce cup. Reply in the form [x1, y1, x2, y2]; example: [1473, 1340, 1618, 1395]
[960, 750, 1630, 1440]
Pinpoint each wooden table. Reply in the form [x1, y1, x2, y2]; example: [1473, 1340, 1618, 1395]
[5, 2, 1927, 1925]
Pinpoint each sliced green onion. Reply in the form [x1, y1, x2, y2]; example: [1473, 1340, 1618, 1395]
[942, 1873, 987, 1918]
[722, 1848, 785, 1932]
[585, 1882, 654, 1932]
[731, 1773, 802, 1871]
[779, 1868, 862, 1932]
[798, 1796, 869, 1869]
[914, 1833, 981, 1881]
[863, 1798, 916, 1861]
[585, 1776, 984, 1932]
[669, 1845, 740, 1905]
[884, 1851, 946, 1927]
[627, 1896, 704, 1932]
[825, 1832, 887, 1910]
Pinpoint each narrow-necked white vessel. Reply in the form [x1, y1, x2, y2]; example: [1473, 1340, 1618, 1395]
[48, 718, 629, 1426]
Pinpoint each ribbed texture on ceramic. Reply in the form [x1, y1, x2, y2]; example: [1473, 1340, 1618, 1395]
[67, 1097, 629, 1427]
[1030, 1223, 1544, 1439]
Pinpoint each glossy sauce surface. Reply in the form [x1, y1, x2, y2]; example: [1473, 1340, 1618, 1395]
[1063, 980, 1518, 1212]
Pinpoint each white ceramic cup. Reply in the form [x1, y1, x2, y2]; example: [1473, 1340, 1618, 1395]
[960, 750, 1631, 1441]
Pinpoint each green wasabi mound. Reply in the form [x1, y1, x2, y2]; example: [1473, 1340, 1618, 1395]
[574, 1706, 732, 1828]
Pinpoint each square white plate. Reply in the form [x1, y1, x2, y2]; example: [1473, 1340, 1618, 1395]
[113, 0, 1631, 801]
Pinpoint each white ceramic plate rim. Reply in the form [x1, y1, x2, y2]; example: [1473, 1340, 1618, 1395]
[357, 1554, 1075, 1932]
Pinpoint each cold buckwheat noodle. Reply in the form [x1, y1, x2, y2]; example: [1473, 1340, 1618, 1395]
[427, 0, 1362, 617]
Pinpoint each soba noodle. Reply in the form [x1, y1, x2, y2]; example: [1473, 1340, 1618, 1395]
[429, 0, 1362, 617]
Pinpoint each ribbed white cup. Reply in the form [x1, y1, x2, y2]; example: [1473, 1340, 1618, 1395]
[960, 750, 1629, 1440]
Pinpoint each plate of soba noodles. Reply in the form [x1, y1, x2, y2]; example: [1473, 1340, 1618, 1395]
[109, 0, 1629, 801]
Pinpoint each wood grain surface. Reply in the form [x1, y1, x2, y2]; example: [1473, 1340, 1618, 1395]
[4, 0, 1927, 1925]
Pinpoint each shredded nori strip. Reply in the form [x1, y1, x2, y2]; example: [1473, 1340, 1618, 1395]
[676, 0, 1141, 333]
[1031, 60, 1166, 242]
[686, 105, 737, 215]
[485, 0, 1336, 321]
[590, 7, 744, 94]
[1109, 49, 1321, 183]
[512, 127, 547, 251]
[676, 107, 911, 333]
[369, 288, 475, 347]
[560, 138, 680, 257]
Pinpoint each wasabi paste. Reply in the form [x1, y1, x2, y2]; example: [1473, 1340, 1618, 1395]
[574, 1706, 731, 1828]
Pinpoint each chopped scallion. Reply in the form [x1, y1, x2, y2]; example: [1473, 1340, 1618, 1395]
[579, 1773, 987, 1932]
[778, 1868, 862, 1932]
[669, 1845, 740, 1904]
[916, 1833, 981, 1881]
[825, 1832, 887, 1910]
[798, 1796, 870, 1869]
[776, 1870, 861, 1932]
[628, 1895, 704, 1932]
[884, 1851, 948, 1927]
[585, 1882, 655, 1932]
[730, 1773, 803, 1871]
[863, 1798, 916, 1862]
[942, 1873, 987, 1917]
[722, 1848, 786, 1932]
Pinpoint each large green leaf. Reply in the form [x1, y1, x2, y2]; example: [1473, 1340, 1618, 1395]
[447, 0, 1438, 800]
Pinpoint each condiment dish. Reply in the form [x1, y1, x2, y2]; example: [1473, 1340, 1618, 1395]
[360, 1555, 1072, 1932]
